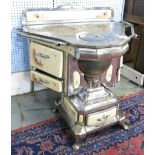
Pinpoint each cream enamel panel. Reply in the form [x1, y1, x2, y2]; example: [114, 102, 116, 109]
[26, 11, 53, 22]
[26, 9, 112, 22]
[63, 97, 78, 122]
[30, 42, 63, 78]
[118, 56, 123, 81]
[30, 71, 62, 92]
[120, 56, 123, 68]
[73, 71, 80, 89]
[79, 115, 84, 123]
[86, 107, 117, 126]
[106, 65, 113, 82]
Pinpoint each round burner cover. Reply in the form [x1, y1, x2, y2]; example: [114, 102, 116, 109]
[79, 32, 110, 42]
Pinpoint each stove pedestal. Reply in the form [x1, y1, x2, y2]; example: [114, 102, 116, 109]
[55, 88, 129, 150]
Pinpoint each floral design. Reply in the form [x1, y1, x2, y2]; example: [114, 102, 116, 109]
[40, 140, 53, 151]
[37, 139, 53, 155]
[14, 146, 33, 155]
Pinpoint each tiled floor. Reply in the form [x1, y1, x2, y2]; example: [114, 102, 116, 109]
[11, 76, 143, 130]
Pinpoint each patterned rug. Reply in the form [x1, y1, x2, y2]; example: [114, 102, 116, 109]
[11, 90, 144, 155]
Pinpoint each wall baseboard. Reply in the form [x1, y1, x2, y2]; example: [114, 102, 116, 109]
[121, 65, 144, 86]
[11, 71, 46, 96]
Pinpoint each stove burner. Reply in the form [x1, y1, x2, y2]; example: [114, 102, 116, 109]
[79, 32, 110, 42]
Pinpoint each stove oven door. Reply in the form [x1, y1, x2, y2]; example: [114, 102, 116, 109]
[30, 42, 63, 78]
[86, 106, 117, 127]
[30, 71, 63, 92]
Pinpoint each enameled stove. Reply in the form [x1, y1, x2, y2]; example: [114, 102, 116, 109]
[19, 5, 136, 150]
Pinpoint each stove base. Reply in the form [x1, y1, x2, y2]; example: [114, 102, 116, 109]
[55, 96, 129, 150]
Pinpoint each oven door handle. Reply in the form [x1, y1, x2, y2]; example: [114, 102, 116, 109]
[38, 78, 49, 84]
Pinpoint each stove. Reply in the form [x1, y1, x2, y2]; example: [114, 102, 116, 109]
[19, 5, 136, 150]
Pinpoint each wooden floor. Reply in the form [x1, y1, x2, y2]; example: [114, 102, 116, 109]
[11, 76, 143, 130]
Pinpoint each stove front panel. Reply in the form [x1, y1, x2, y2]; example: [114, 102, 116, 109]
[86, 106, 117, 126]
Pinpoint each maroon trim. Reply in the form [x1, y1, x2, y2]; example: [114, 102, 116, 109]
[67, 54, 87, 96]
[79, 52, 122, 60]
[67, 55, 121, 95]
[119, 90, 144, 101]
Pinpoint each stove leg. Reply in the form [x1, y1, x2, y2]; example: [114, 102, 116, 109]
[119, 121, 129, 130]
[52, 108, 57, 113]
[52, 97, 62, 113]
[72, 136, 81, 151]
[116, 110, 130, 130]
[71, 123, 87, 150]
[72, 134, 86, 151]
[30, 80, 34, 92]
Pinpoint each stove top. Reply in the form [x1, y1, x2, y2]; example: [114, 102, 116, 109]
[23, 22, 130, 48]
[21, 7, 136, 50]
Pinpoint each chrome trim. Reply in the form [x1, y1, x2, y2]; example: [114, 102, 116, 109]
[70, 88, 119, 112]
[77, 44, 129, 59]
[17, 30, 66, 46]
[122, 21, 138, 38]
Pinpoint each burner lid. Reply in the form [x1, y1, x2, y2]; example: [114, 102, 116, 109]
[79, 32, 110, 43]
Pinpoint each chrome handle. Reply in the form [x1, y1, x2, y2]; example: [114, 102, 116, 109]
[97, 115, 109, 122]
[123, 21, 138, 39]
[38, 78, 49, 84]
[90, 115, 110, 128]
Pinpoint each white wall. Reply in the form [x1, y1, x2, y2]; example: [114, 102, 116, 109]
[11, 71, 46, 96]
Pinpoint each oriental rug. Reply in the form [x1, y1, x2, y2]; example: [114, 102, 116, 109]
[11, 90, 144, 155]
